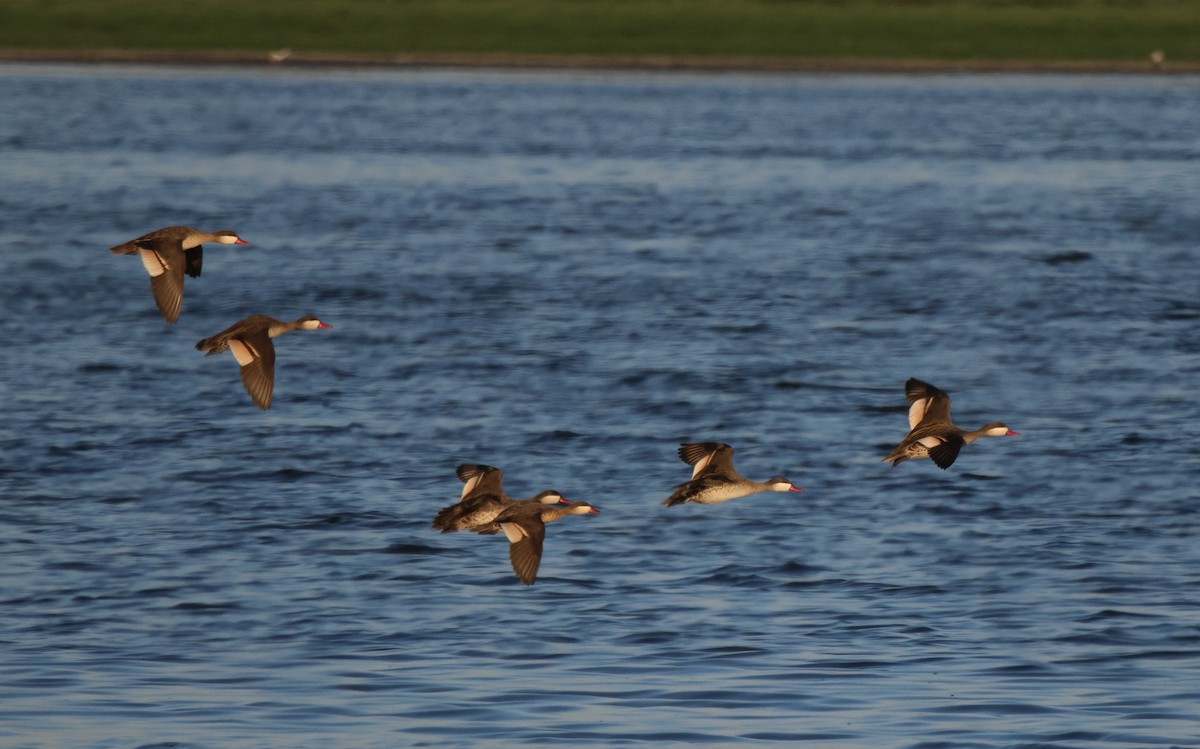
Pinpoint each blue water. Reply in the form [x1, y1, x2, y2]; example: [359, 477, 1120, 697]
[1, 63, 1198, 748]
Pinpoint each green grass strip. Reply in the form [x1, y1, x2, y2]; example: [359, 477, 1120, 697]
[1, 0, 1198, 62]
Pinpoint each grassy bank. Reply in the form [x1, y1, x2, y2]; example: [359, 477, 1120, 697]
[1, 0, 1198, 65]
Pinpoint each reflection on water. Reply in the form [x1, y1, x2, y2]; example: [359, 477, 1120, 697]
[0, 63, 1198, 748]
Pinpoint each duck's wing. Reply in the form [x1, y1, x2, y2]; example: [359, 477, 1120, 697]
[228, 329, 276, 410]
[185, 246, 203, 278]
[905, 378, 953, 429]
[926, 433, 965, 469]
[137, 243, 187, 324]
[678, 442, 735, 479]
[456, 464, 504, 499]
[501, 516, 546, 586]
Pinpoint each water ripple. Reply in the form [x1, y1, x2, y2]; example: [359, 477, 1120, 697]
[0, 64, 1198, 749]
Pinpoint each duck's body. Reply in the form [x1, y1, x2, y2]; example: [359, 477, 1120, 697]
[110, 225, 250, 323]
[431, 465, 571, 534]
[663, 442, 802, 506]
[882, 378, 1018, 469]
[495, 501, 600, 585]
[195, 314, 330, 410]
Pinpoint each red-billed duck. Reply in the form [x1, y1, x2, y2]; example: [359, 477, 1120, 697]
[663, 442, 802, 506]
[431, 464, 571, 534]
[882, 378, 1019, 469]
[195, 314, 330, 410]
[110, 226, 250, 323]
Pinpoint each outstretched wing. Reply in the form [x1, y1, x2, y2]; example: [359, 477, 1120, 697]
[927, 434, 965, 469]
[139, 246, 187, 324]
[456, 464, 504, 499]
[678, 442, 735, 479]
[905, 378, 952, 429]
[230, 331, 276, 410]
[501, 518, 546, 585]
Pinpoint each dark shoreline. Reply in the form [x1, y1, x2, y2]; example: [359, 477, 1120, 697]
[2, 47, 1196, 74]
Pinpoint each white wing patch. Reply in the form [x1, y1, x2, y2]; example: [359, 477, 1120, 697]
[918, 436, 943, 449]
[908, 398, 930, 429]
[461, 475, 482, 499]
[500, 522, 528, 544]
[228, 339, 256, 366]
[691, 452, 713, 479]
[138, 249, 167, 277]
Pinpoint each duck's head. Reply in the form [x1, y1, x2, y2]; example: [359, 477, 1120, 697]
[767, 477, 803, 493]
[213, 230, 251, 245]
[567, 502, 600, 515]
[296, 315, 332, 330]
[982, 422, 1019, 437]
[533, 490, 572, 506]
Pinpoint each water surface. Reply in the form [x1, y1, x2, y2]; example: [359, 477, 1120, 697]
[0, 64, 1198, 748]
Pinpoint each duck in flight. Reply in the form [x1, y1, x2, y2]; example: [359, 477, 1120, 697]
[431, 464, 572, 534]
[663, 442, 802, 506]
[195, 314, 331, 410]
[882, 378, 1018, 469]
[110, 225, 250, 323]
